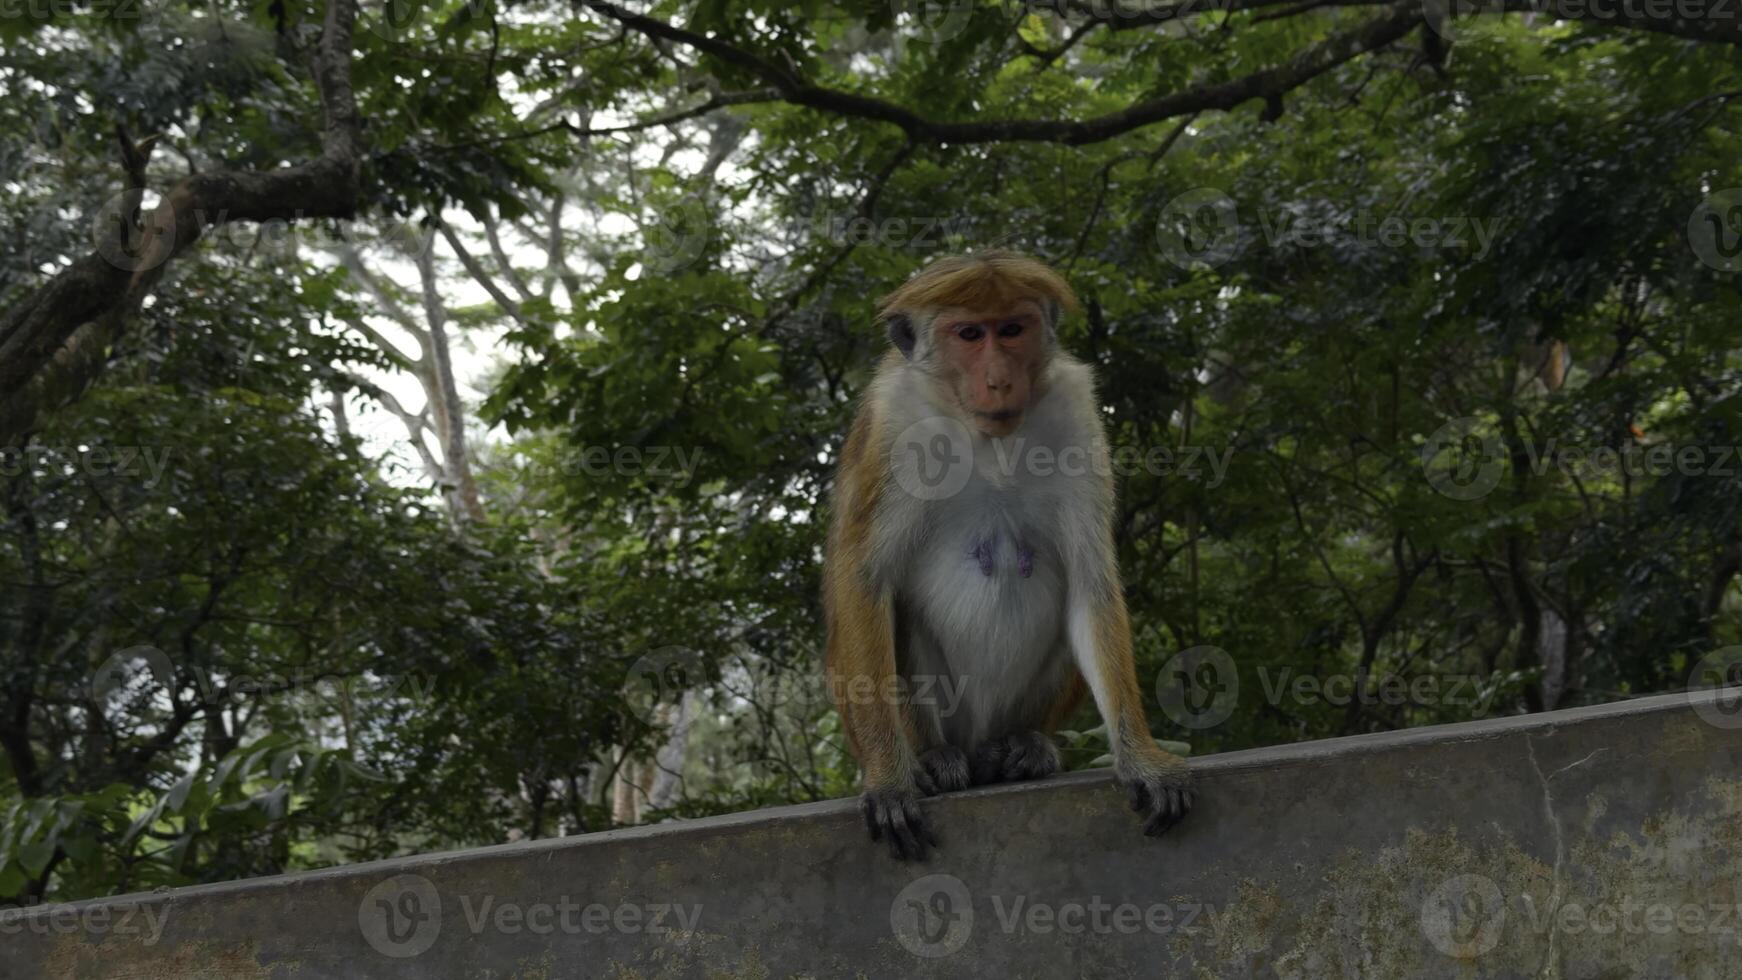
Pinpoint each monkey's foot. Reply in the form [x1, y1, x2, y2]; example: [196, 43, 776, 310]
[970, 731, 1062, 785]
[915, 745, 972, 795]
[1119, 763, 1195, 838]
[860, 787, 937, 861]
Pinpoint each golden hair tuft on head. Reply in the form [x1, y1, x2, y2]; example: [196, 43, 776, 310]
[878, 249, 1080, 319]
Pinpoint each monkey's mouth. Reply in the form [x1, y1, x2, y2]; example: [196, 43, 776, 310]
[973, 409, 1024, 435]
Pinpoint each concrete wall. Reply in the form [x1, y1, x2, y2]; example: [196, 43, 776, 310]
[6, 689, 1742, 979]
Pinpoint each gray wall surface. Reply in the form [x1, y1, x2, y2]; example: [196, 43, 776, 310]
[6, 689, 1742, 978]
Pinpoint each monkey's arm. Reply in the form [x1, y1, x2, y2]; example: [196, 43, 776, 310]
[823, 412, 936, 860]
[824, 570, 937, 859]
[1066, 589, 1194, 836]
[1061, 417, 1195, 837]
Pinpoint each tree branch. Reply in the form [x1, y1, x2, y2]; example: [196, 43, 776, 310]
[581, 0, 1741, 153]
[438, 221, 527, 326]
[0, 0, 365, 445]
[337, 245, 432, 347]
[581, 0, 1422, 144]
[426, 88, 781, 152]
[482, 213, 537, 303]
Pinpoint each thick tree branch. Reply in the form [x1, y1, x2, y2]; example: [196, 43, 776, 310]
[581, 1, 1423, 144]
[0, 0, 364, 445]
[582, 0, 1742, 152]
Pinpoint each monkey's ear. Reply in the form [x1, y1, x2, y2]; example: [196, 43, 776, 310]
[886, 312, 917, 358]
[1045, 299, 1063, 330]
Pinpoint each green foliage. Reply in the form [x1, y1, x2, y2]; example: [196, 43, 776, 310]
[0, 256, 629, 900]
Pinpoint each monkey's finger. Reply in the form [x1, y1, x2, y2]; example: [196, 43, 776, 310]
[1144, 807, 1183, 837]
[913, 768, 937, 797]
[903, 799, 938, 858]
[1172, 785, 1192, 816]
[888, 825, 911, 861]
[1143, 794, 1177, 836]
[883, 800, 912, 859]
[907, 795, 940, 851]
[1127, 780, 1151, 814]
[861, 795, 884, 844]
[886, 802, 926, 861]
[1143, 787, 1189, 837]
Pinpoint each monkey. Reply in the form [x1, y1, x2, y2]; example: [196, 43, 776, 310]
[823, 249, 1194, 860]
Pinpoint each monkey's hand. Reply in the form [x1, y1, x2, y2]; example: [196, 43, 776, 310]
[860, 785, 937, 861]
[1116, 755, 1195, 838]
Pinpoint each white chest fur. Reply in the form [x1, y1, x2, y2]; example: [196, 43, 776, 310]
[868, 358, 1107, 744]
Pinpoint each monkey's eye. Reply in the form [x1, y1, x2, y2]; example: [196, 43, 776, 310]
[997, 321, 1025, 338]
[954, 324, 985, 342]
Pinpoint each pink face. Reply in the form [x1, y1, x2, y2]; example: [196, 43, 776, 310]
[935, 301, 1048, 437]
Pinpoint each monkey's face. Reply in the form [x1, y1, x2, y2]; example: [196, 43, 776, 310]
[934, 300, 1049, 438]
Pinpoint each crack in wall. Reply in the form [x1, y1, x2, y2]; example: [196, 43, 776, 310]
[1526, 738, 1608, 979]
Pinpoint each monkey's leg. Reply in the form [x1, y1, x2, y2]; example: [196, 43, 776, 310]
[966, 669, 1085, 784]
[915, 743, 971, 794]
[825, 584, 937, 860]
[903, 639, 971, 795]
[969, 731, 1061, 785]
[1068, 592, 1195, 837]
